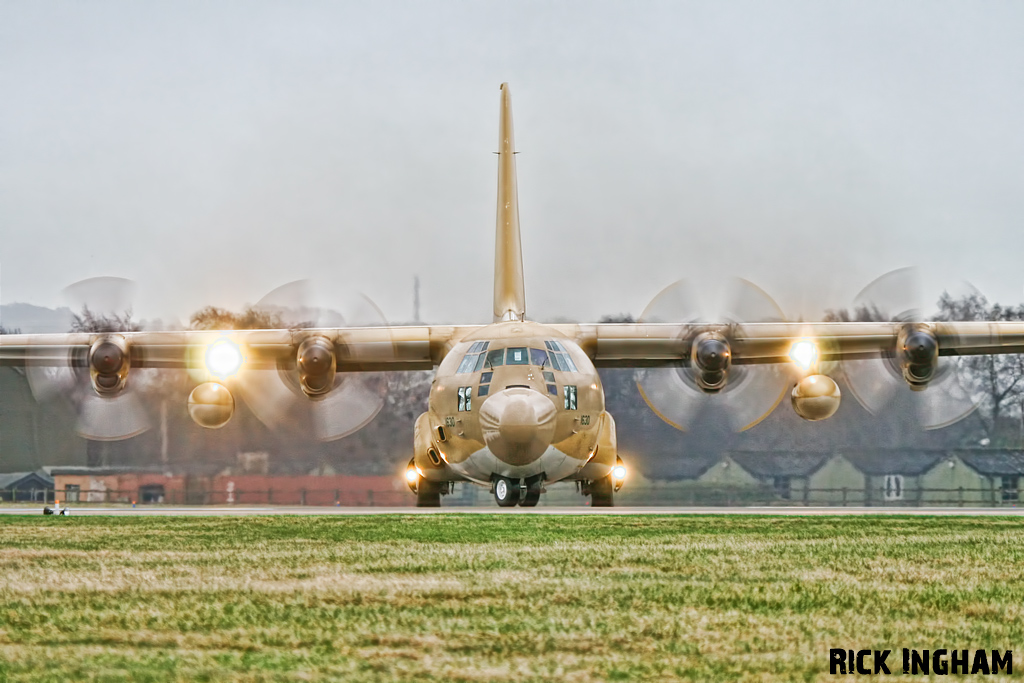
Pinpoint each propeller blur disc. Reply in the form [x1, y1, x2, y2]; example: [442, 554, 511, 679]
[24, 277, 151, 441]
[842, 268, 981, 430]
[26, 349, 79, 402]
[852, 267, 921, 323]
[64, 277, 137, 320]
[75, 391, 151, 441]
[236, 280, 391, 441]
[636, 278, 791, 432]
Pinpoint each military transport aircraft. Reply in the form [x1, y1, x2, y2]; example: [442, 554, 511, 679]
[4, 83, 1024, 507]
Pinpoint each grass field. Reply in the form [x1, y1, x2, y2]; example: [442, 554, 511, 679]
[1, 515, 1022, 682]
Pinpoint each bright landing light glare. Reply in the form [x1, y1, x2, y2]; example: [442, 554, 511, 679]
[206, 339, 243, 378]
[612, 465, 627, 481]
[789, 340, 819, 371]
[405, 468, 419, 483]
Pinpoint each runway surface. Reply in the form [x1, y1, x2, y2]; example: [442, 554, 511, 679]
[2, 505, 1023, 516]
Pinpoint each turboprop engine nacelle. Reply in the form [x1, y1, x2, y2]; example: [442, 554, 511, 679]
[297, 337, 337, 397]
[691, 333, 731, 393]
[89, 336, 130, 396]
[898, 326, 939, 391]
[791, 374, 841, 421]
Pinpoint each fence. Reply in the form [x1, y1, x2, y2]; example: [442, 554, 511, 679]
[611, 485, 1020, 508]
[0, 487, 412, 507]
[1, 485, 1020, 507]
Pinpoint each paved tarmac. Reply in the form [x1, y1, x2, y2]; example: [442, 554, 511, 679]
[1, 505, 1023, 516]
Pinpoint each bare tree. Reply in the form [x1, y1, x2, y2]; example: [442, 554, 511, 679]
[822, 305, 887, 322]
[935, 292, 1024, 445]
[70, 307, 140, 333]
[190, 306, 284, 331]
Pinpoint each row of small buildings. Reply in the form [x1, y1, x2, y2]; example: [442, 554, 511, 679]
[0, 469, 412, 506]
[2, 449, 1023, 507]
[610, 449, 1024, 507]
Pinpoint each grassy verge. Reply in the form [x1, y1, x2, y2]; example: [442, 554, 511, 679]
[1, 515, 1022, 681]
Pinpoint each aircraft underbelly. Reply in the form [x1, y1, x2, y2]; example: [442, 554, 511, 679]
[449, 446, 582, 484]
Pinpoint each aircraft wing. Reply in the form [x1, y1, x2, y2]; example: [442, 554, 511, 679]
[5, 319, 1023, 438]
[553, 321, 1024, 432]
[0, 326, 483, 372]
[0, 325, 487, 442]
[556, 321, 1024, 367]
[5, 321, 1024, 371]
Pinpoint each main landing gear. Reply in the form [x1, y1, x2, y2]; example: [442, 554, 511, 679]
[492, 475, 544, 507]
[416, 480, 443, 507]
[588, 475, 614, 507]
[579, 458, 626, 507]
[407, 458, 449, 507]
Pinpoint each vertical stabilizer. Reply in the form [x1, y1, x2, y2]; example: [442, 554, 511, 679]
[493, 83, 526, 322]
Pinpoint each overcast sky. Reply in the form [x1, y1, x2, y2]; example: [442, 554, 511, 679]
[2, 1, 1022, 327]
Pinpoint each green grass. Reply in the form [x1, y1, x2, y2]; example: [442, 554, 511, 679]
[1, 515, 1022, 681]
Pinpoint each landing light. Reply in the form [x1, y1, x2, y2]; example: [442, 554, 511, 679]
[789, 339, 819, 372]
[206, 339, 243, 378]
[612, 465, 627, 481]
[405, 468, 419, 483]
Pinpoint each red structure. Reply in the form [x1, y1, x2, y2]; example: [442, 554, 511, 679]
[50, 469, 412, 507]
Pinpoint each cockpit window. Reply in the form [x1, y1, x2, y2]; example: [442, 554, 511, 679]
[458, 386, 473, 411]
[457, 341, 490, 374]
[530, 348, 549, 367]
[506, 347, 529, 365]
[544, 341, 578, 373]
[564, 385, 578, 410]
[485, 348, 504, 368]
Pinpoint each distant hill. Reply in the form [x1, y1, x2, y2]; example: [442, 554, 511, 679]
[0, 303, 73, 333]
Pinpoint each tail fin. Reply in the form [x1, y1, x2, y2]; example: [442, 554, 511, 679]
[493, 83, 526, 322]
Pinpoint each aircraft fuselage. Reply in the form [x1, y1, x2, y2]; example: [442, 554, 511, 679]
[412, 321, 618, 496]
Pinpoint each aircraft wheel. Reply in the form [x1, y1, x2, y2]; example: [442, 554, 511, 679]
[521, 476, 543, 507]
[416, 480, 442, 507]
[493, 477, 519, 507]
[590, 475, 614, 507]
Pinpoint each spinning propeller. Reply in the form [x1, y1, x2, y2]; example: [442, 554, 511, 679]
[25, 277, 151, 440]
[635, 278, 794, 431]
[233, 281, 391, 441]
[841, 268, 981, 430]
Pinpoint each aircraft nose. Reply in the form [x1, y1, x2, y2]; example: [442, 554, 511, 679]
[479, 388, 557, 465]
[497, 395, 541, 443]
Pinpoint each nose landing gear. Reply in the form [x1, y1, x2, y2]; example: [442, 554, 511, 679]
[492, 474, 545, 507]
[493, 476, 519, 507]
[521, 475, 543, 507]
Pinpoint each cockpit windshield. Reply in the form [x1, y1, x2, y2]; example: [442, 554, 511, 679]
[506, 347, 529, 365]
[456, 341, 490, 373]
[458, 341, 576, 373]
[545, 341, 578, 372]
